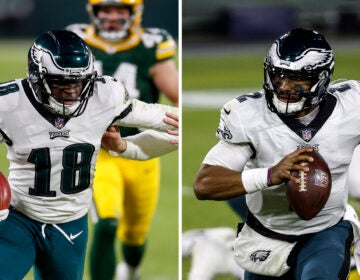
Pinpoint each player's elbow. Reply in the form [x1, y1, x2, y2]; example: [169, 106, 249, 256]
[193, 175, 211, 200]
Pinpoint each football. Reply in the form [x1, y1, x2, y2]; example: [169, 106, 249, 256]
[285, 150, 331, 220]
[0, 172, 11, 210]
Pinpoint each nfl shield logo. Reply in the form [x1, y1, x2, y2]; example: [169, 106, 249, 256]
[301, 129, 312, 141]
[55, 118, 64, 129]
[314, 169, 329, 188]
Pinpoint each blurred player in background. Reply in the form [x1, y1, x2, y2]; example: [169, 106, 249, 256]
[67, 0, 178, 279]
[182, 227, 244, 280]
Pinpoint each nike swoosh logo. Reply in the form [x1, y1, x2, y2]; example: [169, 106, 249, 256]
[224, 108, 231, 115]
[70, 231, 83, 240]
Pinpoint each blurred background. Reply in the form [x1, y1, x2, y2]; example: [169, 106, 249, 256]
[182, 0, 360, 279]
[0, 0, 178, 38]
[183, 0, 360, 43]
[0, 0, 178, 279]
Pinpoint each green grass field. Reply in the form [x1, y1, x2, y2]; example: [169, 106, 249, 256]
[182, 46, 360, 279]
[0, 40, 178, 280]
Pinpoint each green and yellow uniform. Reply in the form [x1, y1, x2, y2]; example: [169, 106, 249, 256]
[84, 25, 176, 244]
[68, 23, 176, 277]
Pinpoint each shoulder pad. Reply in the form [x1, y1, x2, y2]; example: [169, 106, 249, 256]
[95, 75, 128, 103]
[144, 27, 174, 38]
[216, 91, 265, 144]
[142, 28, 176, 60]
[0, 80, 21, 112]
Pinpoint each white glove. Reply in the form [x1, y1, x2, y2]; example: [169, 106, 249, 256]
[0, 209, 9, 221]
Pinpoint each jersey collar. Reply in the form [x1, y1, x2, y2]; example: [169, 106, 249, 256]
[22, 79, 71, 129]
[279, 95, 337, 142]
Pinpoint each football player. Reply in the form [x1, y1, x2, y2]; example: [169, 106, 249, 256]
[182, 227, 244, 280]
[67, 1, 178, 279]
[194, 28, 360, 279]
[0, 30, 178, 280]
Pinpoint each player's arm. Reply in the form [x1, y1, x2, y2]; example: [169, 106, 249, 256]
[108, 129, 177, 160]
[108, 76, 178, 132]
[194, 141, 252, 200]
[115, 98, 179, 132]
[194, 143, 313, 200]
[150, 59, 178, 106]
[103, 112, 178, 160]
[149, 28, 178, 106]
[347, 145, 360, 199]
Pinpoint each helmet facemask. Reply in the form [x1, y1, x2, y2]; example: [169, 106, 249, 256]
[264, 64, 331, 116]
[41, 73, 96, 117]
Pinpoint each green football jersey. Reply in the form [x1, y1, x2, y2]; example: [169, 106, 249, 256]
[82, 26, 177, 136]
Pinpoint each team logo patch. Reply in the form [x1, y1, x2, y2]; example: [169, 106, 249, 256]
[30, 44, 42, 65]
[273, 41, 333, 71]
[314, 169, 329, 188]
[250, 250, 271, 262]
[124, 87, 130, 102]
[301, 129, 313, 141]
[296, 48, 333, 70]
[106, 46, 117, 55]
[54, 118, 65, 129]
[49, 129, 70, 139]
[216, 124, 232, 140]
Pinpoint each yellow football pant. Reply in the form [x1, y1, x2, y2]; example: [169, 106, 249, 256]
[350, 269, 360, 280]
[92, 148, 160, 245]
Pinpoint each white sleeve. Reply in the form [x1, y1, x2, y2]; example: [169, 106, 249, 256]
[348, 145, 360, 199]
[108, 129, 178, 160]
[203, 140, 252, 171]
[114, 99, 179, 132]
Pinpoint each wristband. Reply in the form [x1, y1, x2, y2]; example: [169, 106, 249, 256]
[241, 168, 269, 194]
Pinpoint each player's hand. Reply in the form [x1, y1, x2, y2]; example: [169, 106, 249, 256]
[268, 147, 314, 186]
[101, 126, 127, 153]
[0, 209, 9, 222]
[164, 112, 179, 145]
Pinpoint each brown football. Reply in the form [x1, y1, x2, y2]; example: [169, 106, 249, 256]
[285, 150, 331, 220]
[0, 172, 11, 210]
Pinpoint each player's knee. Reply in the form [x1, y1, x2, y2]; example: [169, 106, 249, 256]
[301, 260, 339, 280]
[94, 218, 118, 238]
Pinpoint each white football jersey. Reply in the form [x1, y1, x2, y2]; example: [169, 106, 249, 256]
[0, 77, 175, 223]
[212, 80, 360, 235]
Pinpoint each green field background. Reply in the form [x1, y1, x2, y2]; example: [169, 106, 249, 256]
[0, 40, 178, 280]
[182, 44, 360, 279]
